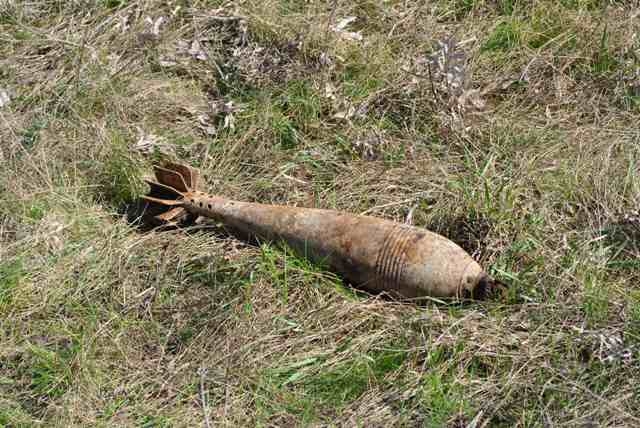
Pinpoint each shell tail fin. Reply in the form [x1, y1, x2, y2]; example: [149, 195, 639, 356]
[141, 162, 200, 225]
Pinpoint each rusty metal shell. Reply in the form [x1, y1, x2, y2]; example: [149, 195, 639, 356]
[143, 162, 492, 300]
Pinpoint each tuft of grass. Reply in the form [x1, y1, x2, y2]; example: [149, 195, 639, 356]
[526, 5, 571, 49]
[482, 20, 522, 52]
[343, 73, 383, 101]
[277, 0, 307, 15]
[0, 259, 23, 309]
[446, 0, 478, 19]
[628, 292, 640, 338]
[265, 108, 298, 149]
[560, 0, 612, 10]
[497, 0, 518, 15]
[20, 117, 47, 150]
[277, 80, 322, 133]
[257, 242, 352, 304]
[261, 345, 408, 422]
[25, 343, 78, 399]
[590, 25, 618, 75]
[102, 0, 128, 9]
[136, 415, 172, 428]
[98, 132, 145, 208]
[582, 271, 610, 326]
[301, 349, 407, 406]
[419, 372, 469, 427]
[0, 405, 35, 428]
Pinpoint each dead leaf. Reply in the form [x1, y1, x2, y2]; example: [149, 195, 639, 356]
[338, 31, 363, 42]
[188, 40, 208, 61]
[334, 16, 357, 31]
[205, 100, 244, 132]
[331, 16, 363, 41]
[37, 215, 70, 255]
[197, 114, 217, 136]
[324, 82, 337, 100]
[114, 13, 131, 34]
[405, 205, 417, 225]
[353, 131, 385, 160]
[0, 89, 10, 108]
[158, 57, 178, 68]
[131, 129, 174, 156]
[333, 106, 357, 120]
[147, 16, 166, 36]
[319, 52, 334, 68]
[223, 112, 236, 130]
[333, 102, 368, 121]
[459, 89, 486, 111]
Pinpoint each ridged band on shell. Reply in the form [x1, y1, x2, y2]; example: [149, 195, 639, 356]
[374, 226, 415, 291]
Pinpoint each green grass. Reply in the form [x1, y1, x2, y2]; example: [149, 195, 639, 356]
[419, 372, 469, 427]
[26, 342, 78, 399]
[98, 132, 146, 208]
[20, 117, 47, 150]
[258, 345, 408, 423]
[103, 0, 128, 9]
[582, 271, 610, 326]
[629, 292, 640, 338]
[302, 349, 406, 404]
[526, 7, 568, 49]
[590, 25, 618, 76]
[0, 259, 23, 308]
[482, 20, 522, 52]
[497, 0, 518, 15]
[0, 0, 639, 426]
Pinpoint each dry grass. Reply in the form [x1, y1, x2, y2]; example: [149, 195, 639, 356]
[1, 0, 639, 426]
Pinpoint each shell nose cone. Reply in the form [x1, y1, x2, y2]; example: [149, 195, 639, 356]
[460, 259, 488, 299]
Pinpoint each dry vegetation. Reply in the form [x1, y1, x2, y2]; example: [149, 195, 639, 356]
[1, 0, 640, 426]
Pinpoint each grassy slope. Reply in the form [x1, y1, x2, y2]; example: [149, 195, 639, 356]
[1, 0, 639, 426]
